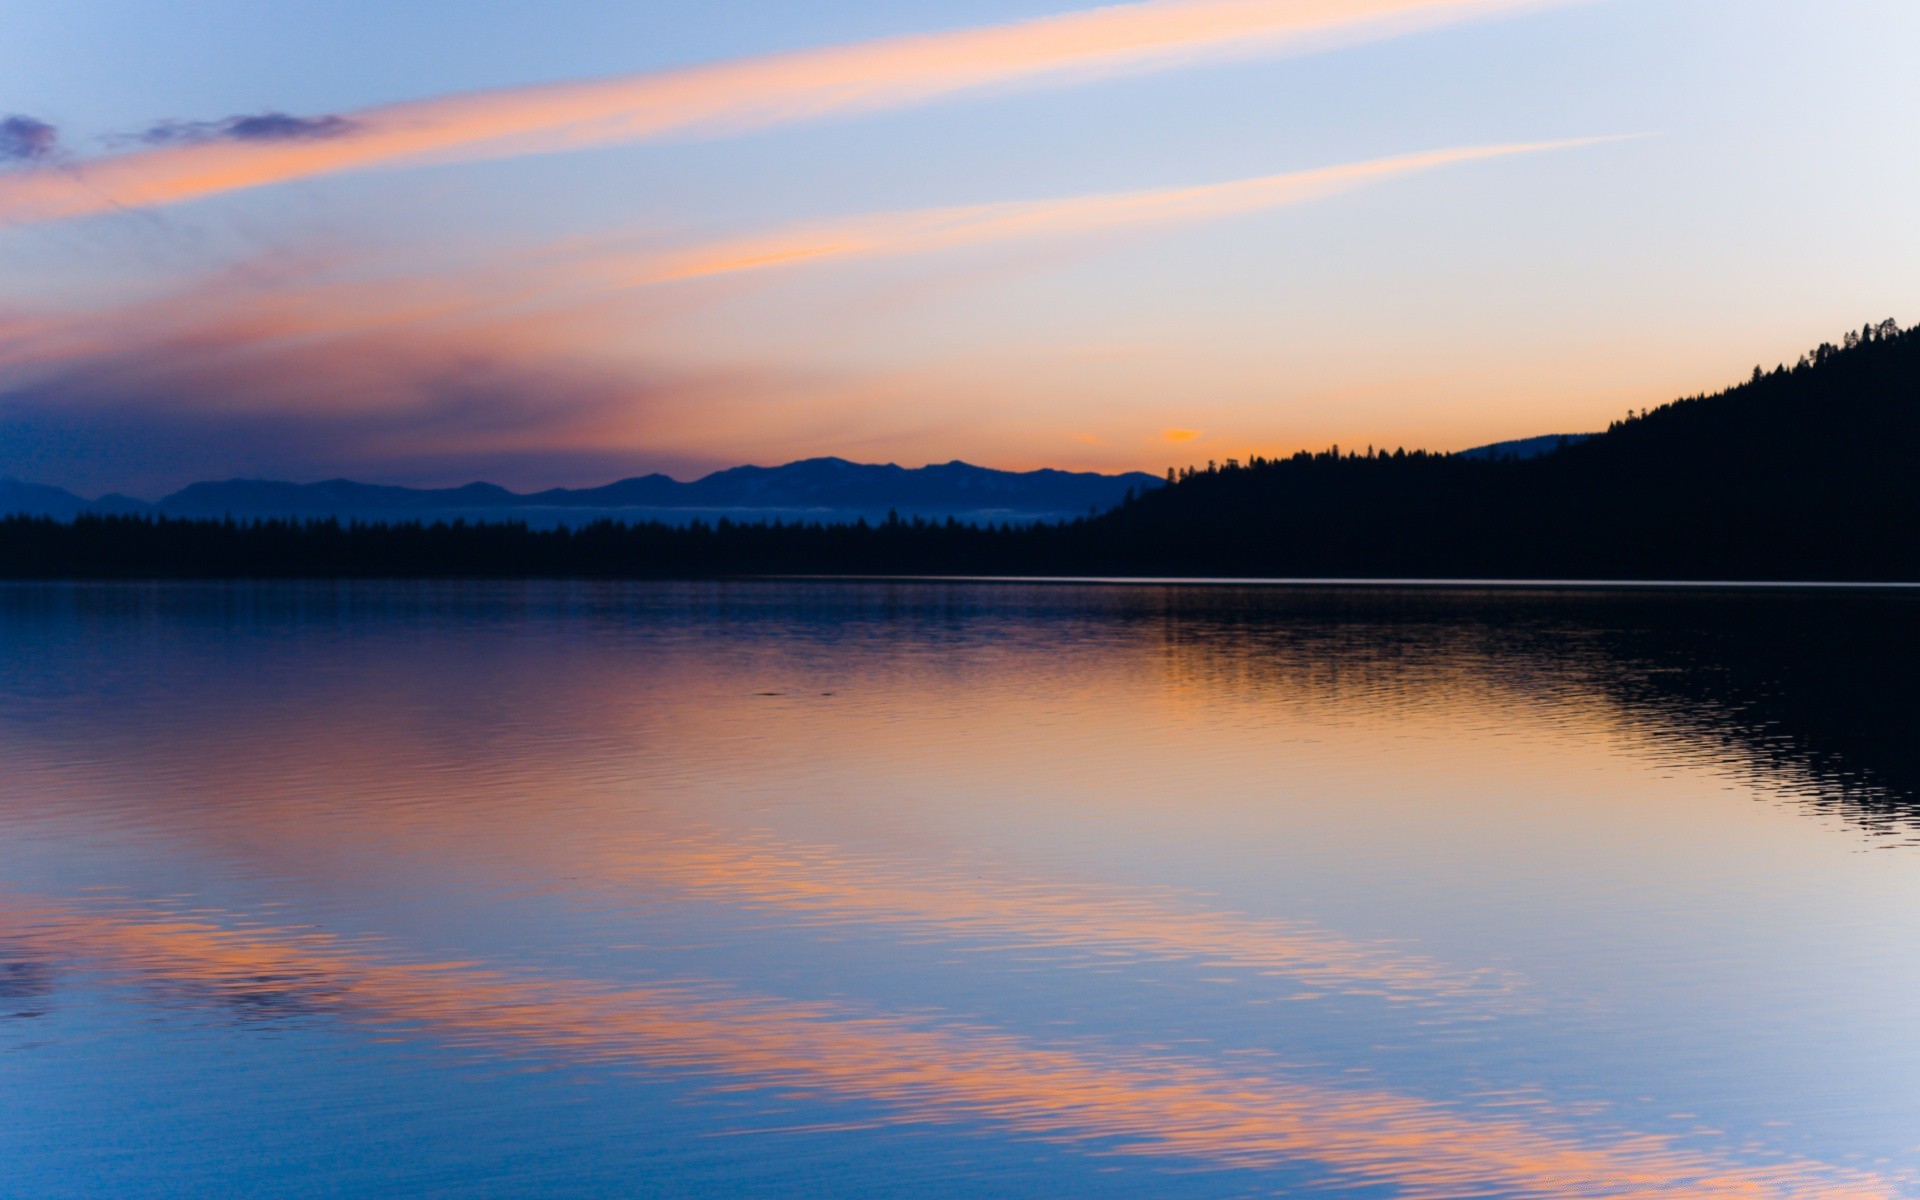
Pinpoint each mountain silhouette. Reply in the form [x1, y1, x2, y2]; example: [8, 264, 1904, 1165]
[2, 458, 1163, 526]
[0, 480, 91, 521]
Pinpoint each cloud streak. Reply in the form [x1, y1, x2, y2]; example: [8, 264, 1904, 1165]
[0, 137, 1614, 490]
[129, 111, 359, 148]
[0, 139, 1627, 374]
[593, 138, 1615, 288]
[0, 0, 1575, 225]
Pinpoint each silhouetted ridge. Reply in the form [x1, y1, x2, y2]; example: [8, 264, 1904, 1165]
[1454, 433, 1594, 461]
[28, 458, 1158, 525]
[0, 480, 92, 521]
[1096, 319, 1920, 579]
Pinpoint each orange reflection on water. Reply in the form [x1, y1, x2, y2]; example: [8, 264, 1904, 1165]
[584, 825, 1517, 1002]
[3, 892, 1899, 1200]
[0, 734, 1514, 1003]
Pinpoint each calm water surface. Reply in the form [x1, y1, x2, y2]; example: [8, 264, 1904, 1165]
[2, 582, 1917, 1199]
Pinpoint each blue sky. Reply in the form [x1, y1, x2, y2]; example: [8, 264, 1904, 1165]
[2, 0, 1916, 494]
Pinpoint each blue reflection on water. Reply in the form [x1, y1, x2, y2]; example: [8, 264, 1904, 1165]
[2, 582, 1917, 1199]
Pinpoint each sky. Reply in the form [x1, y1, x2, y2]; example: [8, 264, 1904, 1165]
[1, 0, 1917, 495]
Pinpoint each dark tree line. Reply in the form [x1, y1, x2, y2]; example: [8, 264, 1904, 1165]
[0, 511, 1108, 579]
[4, 321, 1917, 581]
[1083, 318, 1920, 579]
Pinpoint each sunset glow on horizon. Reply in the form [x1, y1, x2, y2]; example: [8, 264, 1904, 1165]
[7, 8, 1920, 1184]
[2, 0, 1917, 492]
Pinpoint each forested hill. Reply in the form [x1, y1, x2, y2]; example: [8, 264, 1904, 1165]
[3, 320, 1916, 581]
[1093, 319, 1920, 579]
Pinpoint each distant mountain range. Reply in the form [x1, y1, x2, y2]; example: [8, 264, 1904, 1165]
[2, 438, 1613, 528]
[1, 457, 1165, 527]
[0, 480, 151, 522]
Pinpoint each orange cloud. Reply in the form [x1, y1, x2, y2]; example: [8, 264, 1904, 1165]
[0, 0, 1578, 225]
[1163, 427, 1205, 442]
[0, 138, 1605, 370]
[0, 258, 739, 490]
[0, 138, 1623, 490]
[2, 892, 1898, 1199]
[583, 139, 1612, 288]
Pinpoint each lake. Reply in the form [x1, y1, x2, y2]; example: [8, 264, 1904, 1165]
[3, 581, 1917, 1199]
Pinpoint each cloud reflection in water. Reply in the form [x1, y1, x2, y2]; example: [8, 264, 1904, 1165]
[2, 893, 1899, 1200]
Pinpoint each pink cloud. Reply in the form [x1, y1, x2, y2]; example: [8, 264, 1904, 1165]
[0, 0, 1575, 225]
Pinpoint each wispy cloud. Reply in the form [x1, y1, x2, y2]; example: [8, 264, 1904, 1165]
[591, 139, 1617, 288]
[0, 137, 1616, 490]
[0, 261, 724, 492]
[127, 110, 359, 148]
[0, 0, 1576, 225]
[0, 115, 59, 164]
[0, 138, 1631, 371]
